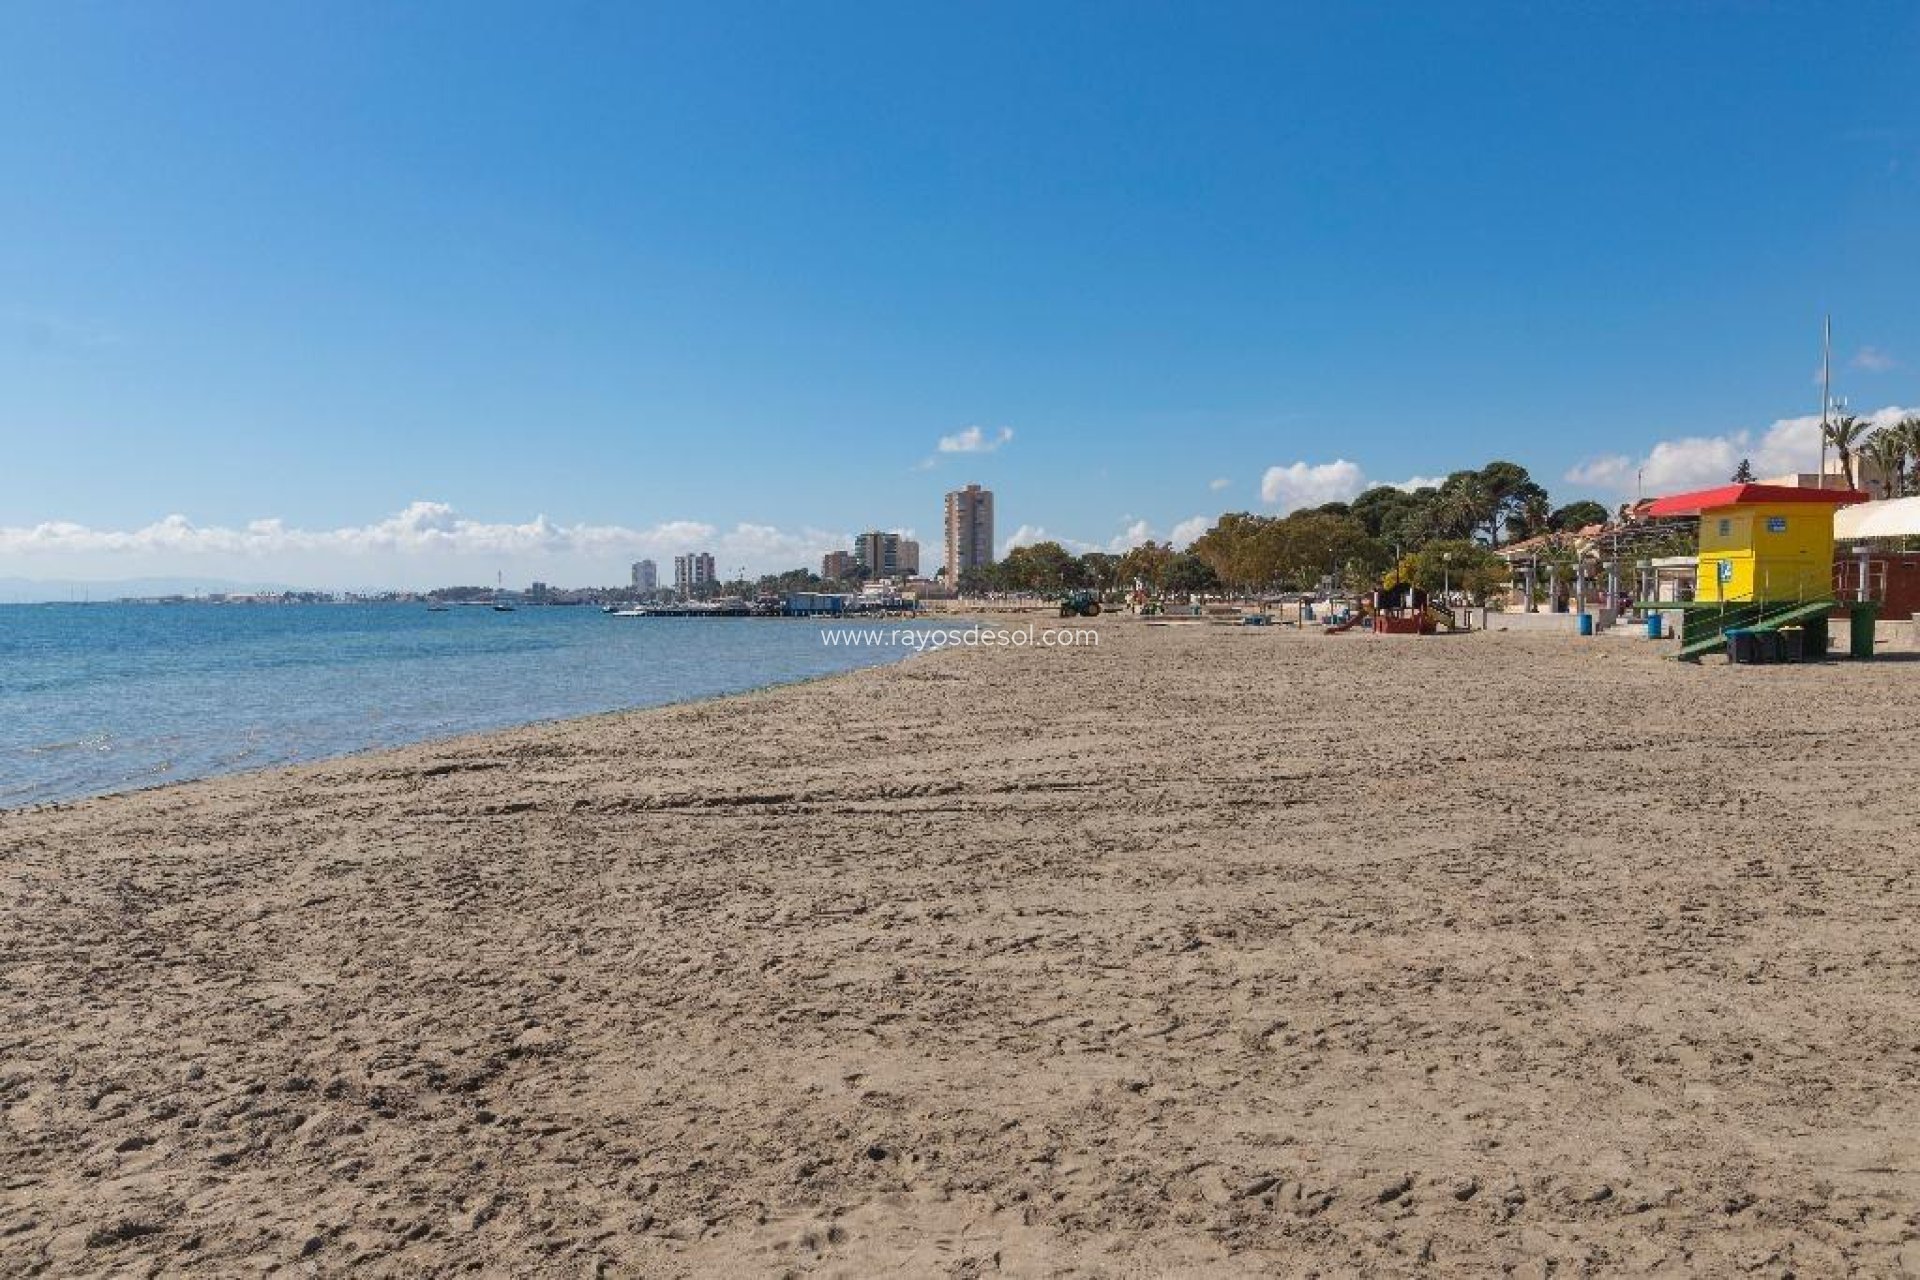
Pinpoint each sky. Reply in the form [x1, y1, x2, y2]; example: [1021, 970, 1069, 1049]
[3, 1, 1918, 590]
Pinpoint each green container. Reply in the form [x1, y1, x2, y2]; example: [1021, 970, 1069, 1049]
[1849, 605, 1877, 659]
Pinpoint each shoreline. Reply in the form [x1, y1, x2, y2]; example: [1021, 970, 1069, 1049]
[1, 613, 976, 816]
[4, 623, 1917, 1275]
[2, 652, 928, 819]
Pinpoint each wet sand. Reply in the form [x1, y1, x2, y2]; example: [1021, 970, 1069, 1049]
[3, 622, 1917, 1276]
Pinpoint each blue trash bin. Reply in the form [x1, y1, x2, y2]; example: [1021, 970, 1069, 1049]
[1577, 613, 1594, 636]
[1645, 613, 1663, 639]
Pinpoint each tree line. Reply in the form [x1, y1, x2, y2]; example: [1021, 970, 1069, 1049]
[962, 460, 1608, 601]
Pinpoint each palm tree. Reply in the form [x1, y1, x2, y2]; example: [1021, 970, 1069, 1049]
[1900, 415, 1920, 496]
[1860, 429, 1907, 499]
[1823, 414, 1871, 489]
[1435, 475, 1490, 543]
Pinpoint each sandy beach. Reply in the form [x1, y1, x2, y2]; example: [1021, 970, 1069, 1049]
[3, 621, 1917, 1277]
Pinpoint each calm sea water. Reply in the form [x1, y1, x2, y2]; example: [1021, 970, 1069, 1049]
[0, 603, 924, 809]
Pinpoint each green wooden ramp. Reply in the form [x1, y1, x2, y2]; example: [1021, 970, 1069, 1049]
[1674, 598, 1833, 662]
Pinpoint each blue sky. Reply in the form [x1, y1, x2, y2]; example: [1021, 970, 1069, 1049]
[2, 1, 1917, 587]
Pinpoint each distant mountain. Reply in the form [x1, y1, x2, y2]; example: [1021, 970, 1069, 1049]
[0, 576, 302, 603]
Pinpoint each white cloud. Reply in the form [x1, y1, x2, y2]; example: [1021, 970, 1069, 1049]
[1640, 435, 1744, 491]
[0, 501, 850, 588]
[936, 425, 1015, 454]
[998, 523, 1049, 556]
[1564, 455, 1635, 490]
[1109, 519, 1154, 553]
[1390, 475, 1445, 493]
[1208, 477, 1231, 491]
[1258, 459, 1366, 512]
[1564, 405, 1916, 495]
[989, 512, 1214, 559]
[1851, 346, 1897, 372]
[1169, 515, 1212, 548]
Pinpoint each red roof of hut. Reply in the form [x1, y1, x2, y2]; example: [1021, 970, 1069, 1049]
[1640, 483, 1868, 518]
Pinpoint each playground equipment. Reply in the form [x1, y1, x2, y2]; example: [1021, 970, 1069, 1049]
[1058, 589, 1103, 618]
[1321, 580, 1462, 636]
[1635, 482, 1875, 661]
[1370, 582, 1440, 634]
[1323, 603, 1369, 634]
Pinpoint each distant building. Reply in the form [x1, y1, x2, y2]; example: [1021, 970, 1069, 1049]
[821, 550, 857, 581]
[944, 484, 994, 579]
[853, 531, 913, 580]
[631, 559, 657, 593]
[674, 552, 717, 597]
[898, 539, 921, 576]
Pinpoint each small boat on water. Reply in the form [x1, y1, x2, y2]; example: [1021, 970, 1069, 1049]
[492, 603, 515, 612]
[426, 604, 450, 612]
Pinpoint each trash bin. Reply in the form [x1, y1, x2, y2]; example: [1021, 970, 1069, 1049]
[1849, 605, 1877, 659]
[1725, 628, 1760, 664]
[1645, 613, 1663, 639]
[1577, 612, 1594, 636]
[1776, 626, 1805, 663]
[1754, 630, 1782, 663]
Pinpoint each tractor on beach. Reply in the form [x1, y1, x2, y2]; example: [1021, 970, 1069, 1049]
[1058, 589, 1103, 618]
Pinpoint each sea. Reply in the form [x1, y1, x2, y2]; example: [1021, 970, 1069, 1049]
[0, 602, 926, 809]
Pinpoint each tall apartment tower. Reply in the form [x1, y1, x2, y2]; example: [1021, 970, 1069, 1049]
[898, 539, 921, 576]
[944, 484, 994, 580]
[631, 559, 657, 593]
[853, 531, 903, 580]
[673, 552, 717, 596]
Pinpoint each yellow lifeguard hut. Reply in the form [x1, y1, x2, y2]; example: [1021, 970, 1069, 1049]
[1640, 482, 1870, 660]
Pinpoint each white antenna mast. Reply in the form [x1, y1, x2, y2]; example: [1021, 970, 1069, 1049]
[1819, 315, 1831, 482]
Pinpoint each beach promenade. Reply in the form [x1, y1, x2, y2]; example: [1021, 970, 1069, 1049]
[3, 623, 1917, 1276]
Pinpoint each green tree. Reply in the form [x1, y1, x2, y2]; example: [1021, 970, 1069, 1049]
[1824, 414, 1871, 489]
[1407, 540, 1506, 603]
[1467, 461, 1546, 546]
[1861, 427, 1909, 499]
[1732, 458, 1756, 483]
[1076, 552, 1119, 592]
[998, 541, 1079, 593]
[1350, 484, 1445, 553]
[1548, 500, 1610, 532]
[1116, 541, 1175, 591]
[1271, 511, 1387, 590]
[1189, 513, 1280, 596]
[1433, 471, 1491, 542]
[1163, 551, 1221, 596]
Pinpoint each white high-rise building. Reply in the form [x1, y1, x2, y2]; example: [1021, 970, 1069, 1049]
[674, 552, 716, 596]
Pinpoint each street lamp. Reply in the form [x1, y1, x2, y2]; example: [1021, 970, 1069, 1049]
[1442, 551, 1453, 604]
